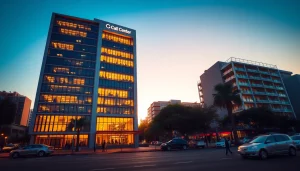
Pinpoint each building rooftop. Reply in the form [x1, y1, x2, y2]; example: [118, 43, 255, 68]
[222, 57, 277, 69]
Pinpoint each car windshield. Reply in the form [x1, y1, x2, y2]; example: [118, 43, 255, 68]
[250, 136, 268, 143]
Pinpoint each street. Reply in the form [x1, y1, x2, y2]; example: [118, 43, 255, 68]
[0, 148, 299, 171]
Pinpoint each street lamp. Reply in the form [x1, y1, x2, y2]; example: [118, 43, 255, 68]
[1, 133, 3, 136]
[4, 136, 8, 145]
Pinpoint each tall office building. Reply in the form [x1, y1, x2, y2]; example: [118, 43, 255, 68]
[147, 100, 200, 123]
[29, 13, 138, 148]
[198, 57, 295, 118]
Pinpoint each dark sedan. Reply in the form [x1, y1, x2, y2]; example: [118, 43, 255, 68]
[161, 138, 189, 151]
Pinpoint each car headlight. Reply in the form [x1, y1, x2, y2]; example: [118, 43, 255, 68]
[248, 146, 258, 151]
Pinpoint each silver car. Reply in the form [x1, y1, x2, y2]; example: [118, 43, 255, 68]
[238, 134, 297, 160]
[291, 135, 300, 150]
[10, 144, 54, 159]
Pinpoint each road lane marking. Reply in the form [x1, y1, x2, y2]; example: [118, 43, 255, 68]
[174, 161, 193, 164]
[133, 164, 156, 168]
[90, 168, 115, 171]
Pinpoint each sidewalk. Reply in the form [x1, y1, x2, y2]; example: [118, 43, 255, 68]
[0, 146, 161, 159]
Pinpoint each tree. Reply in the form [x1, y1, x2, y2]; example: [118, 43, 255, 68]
[138, 119, 149, 142]
[0, 98, 17, 130]
[237, 107, 277, 133]
[189, 106, 218, 146]
[67, 117, 88, 152]
[213, 83, 241, 145]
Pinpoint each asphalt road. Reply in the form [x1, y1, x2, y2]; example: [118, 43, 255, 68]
[0, 148, 299, 171]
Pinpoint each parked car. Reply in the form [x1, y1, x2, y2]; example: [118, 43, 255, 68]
[161, 138, 189, 151]
[10, 144, 54, 159]
[238, 134, 297, 160]
[290, 135, 300, 150]
[242, 136, 255, 144]
[216, 139, 230, 148]
[2, 144, 19, 153]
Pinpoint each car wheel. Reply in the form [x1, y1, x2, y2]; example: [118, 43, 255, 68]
[167, 146, 171, 151]
[183, 145, 187, 150]
[289, 147, 297, 156]
[37, 151, 45, 157]
[259, 150, 268, 160]
[12, 152, 20, 159]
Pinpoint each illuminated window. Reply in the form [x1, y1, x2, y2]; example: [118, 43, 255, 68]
[99, 71, 134, 82]
[96, 117, 133, 131]
[53, 67, 70, 74]
[73, 78, 85, 85]
[34, 115, 90, 132]
[98, 88, 128, 98]
[51, 42, 74, 50]
[102, 32, 133, 46]
[100, 55, 133, 67]
[97, 97, 133, 106]
[60, 28, 87, 37]
[101, 47, 133, 60]
[56, 20, 91, 31]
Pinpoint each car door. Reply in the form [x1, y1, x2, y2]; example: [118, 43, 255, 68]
[274, 135, 287, 154]
[264, 136, 277, 155]
[21, 145, 33, 156]
[171, 139, 179, 149]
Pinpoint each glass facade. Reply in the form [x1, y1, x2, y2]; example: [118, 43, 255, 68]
[30, 13, 137, 148]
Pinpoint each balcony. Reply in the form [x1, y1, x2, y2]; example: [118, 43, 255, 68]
[260, 71, 270, 75]
[264, 85, 275, 89]
[266, 92, 277, 96]
[270, 72, 279, 77]
[247, 69, 259, 73]
[271, 108, 282, 112]
[223, 68, 233, 76]
[241, 90, 252, 94]
[248, 76, 261, 80]
[235, 67, 246, 72]
[269, 100, 280, 104]
[273, 80, 281, 83]
[239, 82, 249, 86]
[236, 75, 248, 79]
[282, 108, 292, 112]
[255, 99, 269, 103]
[253, 91, 266, 95]
[243, 99, 254, 103]
[251, 83, 264, 87]
[278, 94, 287, 97]
[275, 86, 284, 90]
[281, 101, 290, 104]
[261, 77, 272, 82]
[225, 76, 235, 82]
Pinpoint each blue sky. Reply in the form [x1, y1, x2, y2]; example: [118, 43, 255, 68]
[0, 0, 299, 120]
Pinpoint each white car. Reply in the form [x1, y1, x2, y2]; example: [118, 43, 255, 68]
[216, 139, 230, 148]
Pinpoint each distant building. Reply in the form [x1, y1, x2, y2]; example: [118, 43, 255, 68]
[198, 57, 295, 118]
[0, 91, 31, 142]
[147, 100, 200, 123]
[283, 74, 300, 119]
[0, 91, 31, 126]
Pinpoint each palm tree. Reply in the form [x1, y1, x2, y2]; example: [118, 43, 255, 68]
[67, 117, 87, 152]
[213, 83, 241, 145]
